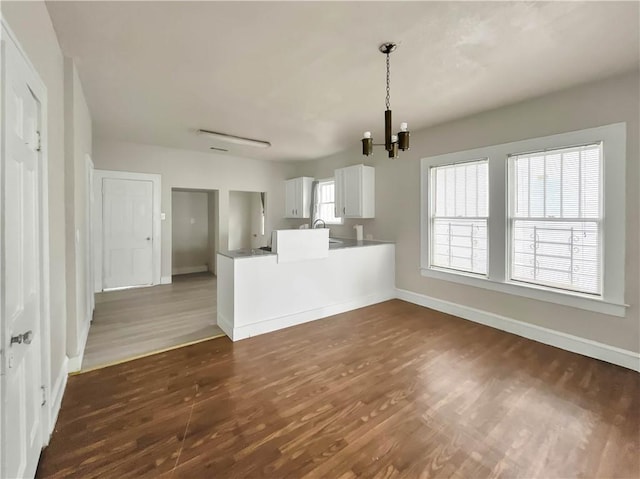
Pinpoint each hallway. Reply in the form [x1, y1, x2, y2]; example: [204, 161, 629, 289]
[81, 273, 224, 371]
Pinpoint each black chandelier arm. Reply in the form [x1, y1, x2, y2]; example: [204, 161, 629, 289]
[366, 143, 393, 148]
[361, 134, 409, 156]
[370, 140, 404, 147]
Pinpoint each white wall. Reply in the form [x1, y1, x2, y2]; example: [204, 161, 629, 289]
[2, 1, 68, 398]
[63, 59, 93, 363]
[171, 190, 210, 274]
[296, 71, 640, 354]
[207, 191, 218, 274]
[228, 191, 253, 250]
[228, 191, 265, 250]
[250, 192, 267, 248]
[93, 139, 299, 281]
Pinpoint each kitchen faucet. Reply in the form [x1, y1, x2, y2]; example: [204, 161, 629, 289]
[312, 219, 326, 229]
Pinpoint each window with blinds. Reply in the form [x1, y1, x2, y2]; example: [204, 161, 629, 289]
[430, 160, 488, 275]
[316, 179, 342, 224]
[509, 143, 602, 295]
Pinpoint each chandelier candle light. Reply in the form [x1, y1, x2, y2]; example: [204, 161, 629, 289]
[361, 42, 410, 159]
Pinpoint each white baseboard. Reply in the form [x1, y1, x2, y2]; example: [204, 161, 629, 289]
[67, 356, 82, 373]
[49, 357, 68, 436]
[160, 275, 172, 284]
[230, 289, 396, 341]
[172, 265, 208, 276]
[68, 318, 91, 373]
[217, 312, 234, 340]
[396, 288, 640, 372]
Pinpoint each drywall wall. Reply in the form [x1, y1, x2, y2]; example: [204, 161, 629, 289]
[92, 140, 298, 281]
[2, 1, 68, 398]
[172, 190, 210, 274]
[207, 191, 218, 274]
[63, 59, 93, 364]
[296, 71, 640, 353]
[228, 191, 253, 250]
[228, 191, 266, 250]
[251, 192, 268, 248]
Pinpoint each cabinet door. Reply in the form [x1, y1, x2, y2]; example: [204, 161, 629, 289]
[298, 179, 309, 219]
[344, 166, 362, 217]
[334, 165, 374, 218]
[285, 179, 298, 217]
[334, 168, 346, 217]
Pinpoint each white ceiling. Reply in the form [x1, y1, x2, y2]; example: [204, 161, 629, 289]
[46, 1, 639, 161]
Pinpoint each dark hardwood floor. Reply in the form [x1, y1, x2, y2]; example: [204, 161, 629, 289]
[37, 300, 639, 478]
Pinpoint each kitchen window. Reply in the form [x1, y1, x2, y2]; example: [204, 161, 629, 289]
[420, 123, 627, 316]
[315, 179, 342, 225]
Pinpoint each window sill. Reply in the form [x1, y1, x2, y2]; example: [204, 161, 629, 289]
[420, 266, 627, 317]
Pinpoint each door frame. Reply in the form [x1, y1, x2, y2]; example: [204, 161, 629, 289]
[0, 16, 53, 469]
[170, 187, 220, 277]
[85, 155, 95, 315]
[93, 169, 162, 291]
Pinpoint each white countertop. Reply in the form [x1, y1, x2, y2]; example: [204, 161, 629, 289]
[219, 238, 393, 259]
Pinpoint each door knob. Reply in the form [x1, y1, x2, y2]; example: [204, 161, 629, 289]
[10, 330, 33, 346]
[146, 237, 151, 241]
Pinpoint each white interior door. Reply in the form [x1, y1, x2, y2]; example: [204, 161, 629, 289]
[2, 28, 45, 479]
[103, 178, 154, 289]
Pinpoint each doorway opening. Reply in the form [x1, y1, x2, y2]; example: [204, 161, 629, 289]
[228, 190, 268, 250]
[172, 189, 218, 276]
[80, 186, 224, 372]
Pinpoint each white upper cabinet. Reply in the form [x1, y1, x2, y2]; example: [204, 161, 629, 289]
[284, 177, 314, 218]
[335, 164, 375, 218]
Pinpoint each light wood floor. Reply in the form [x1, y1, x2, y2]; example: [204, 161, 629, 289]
[39, 300, 639, 478]
[81, 273, 224, 371]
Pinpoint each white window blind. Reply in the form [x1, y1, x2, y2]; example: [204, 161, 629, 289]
[430, 160, 488, 275]
[316, 179, 342, 224]
[509, 143, 602, 295]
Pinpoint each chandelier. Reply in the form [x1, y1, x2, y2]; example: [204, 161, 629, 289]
[361, 42, 410, 159]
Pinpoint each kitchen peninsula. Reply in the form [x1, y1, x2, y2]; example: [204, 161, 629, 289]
[217, 232, 395, 341]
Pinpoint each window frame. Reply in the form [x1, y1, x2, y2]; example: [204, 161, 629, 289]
[507, 144, 603, 296]
[429, 159, 490, 277]
[420, 123, 627, 317]
[315, 178, 343, 225]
